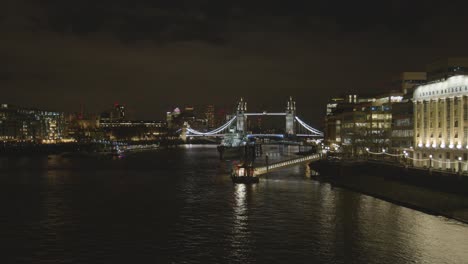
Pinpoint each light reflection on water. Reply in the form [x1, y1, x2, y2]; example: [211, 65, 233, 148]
[0, 147, 467, 264]
[229, 184, 253, 263]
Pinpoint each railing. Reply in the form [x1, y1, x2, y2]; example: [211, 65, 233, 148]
[254, 153, 322, 176]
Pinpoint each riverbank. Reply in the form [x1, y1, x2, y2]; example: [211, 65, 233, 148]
[0, 139, 186, 155]
[0, 142, 92, 155]
[310, 160, 468, 224]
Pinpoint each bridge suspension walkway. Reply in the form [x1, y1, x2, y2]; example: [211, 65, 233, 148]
[181, 97, 324, 139]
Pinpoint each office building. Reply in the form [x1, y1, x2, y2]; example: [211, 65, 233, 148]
[0, 104, 66, 143]
[413, 75, 468, 172]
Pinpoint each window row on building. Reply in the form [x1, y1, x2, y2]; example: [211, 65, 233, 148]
[413, 75, 468, 172]
[0, 104, 66, 143]
[325, 59, 468, 173]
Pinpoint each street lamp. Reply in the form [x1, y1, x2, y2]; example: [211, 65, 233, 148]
[458, 157, 463, 174]
[429, 154, 433, 169]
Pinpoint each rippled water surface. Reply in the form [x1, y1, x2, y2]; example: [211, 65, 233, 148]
[1, 146, 467, 264]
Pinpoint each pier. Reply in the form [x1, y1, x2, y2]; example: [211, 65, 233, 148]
[254, 153, 323, 176]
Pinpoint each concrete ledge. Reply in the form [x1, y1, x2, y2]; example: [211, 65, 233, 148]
[310, 160, 468, 224]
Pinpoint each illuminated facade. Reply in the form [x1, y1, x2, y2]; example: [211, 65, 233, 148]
[324, 94, 357, 145]
[285, 96, 296, 134]
[99, 120, 167, 141]
[325, 94, 395, 155]
[413, 75, 468, 172]
[236, 98, 247, 132]
[0, 104, 66, 142]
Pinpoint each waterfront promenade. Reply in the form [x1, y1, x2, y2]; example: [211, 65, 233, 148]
[311, 158, 468, 224]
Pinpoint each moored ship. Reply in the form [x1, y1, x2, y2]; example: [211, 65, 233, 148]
[217, 129, 246, 160]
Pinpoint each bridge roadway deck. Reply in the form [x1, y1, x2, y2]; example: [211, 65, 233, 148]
[254, 153, 322, 176]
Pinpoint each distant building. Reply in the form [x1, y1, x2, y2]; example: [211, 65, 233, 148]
[166, 107, 181, 129]
[247, 116, 263, 133]
[166, 105, 215, 132]
[114, 103, 125, 120]
[325, 94, 368, 145]
[326, 97, 346, 116]
[66, 112, 103, 142]
[180, 106, 198, 129]
[324, 93, 398, 155]
[204, 105, 215, 129]
[0, 104, 66, 143]
[325, 94, 358, 146]
[100, 103, 126, 122]
[391, 99, 414, 153]
[382, 72, 424, 155]
[333, 105, 368, 155]
[99, 120, 167, 141]
[215, 108, 228, 127]
[427, 57, 468, 82]
[413, 75, 468, 172]
[391, 72, 427, 95]
[184, 106, 195, 115]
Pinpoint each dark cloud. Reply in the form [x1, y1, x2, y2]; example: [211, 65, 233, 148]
[2, 0, 468, 126]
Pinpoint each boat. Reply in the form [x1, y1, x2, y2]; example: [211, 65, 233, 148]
[217, 129, 246, 160]
[231, 163, 259, 184]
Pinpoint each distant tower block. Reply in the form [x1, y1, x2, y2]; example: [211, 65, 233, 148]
[285, 96, 296, 134]
[180, 122, 188, 142]
[236, 98, 247, 132]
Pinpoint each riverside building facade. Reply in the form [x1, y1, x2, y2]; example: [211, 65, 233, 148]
[413, 75, 468, 172]
[324, 94, 395, 156]
[0, 104, 66, 143]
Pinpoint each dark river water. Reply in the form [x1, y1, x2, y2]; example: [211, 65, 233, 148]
[0, 145, 467, 264]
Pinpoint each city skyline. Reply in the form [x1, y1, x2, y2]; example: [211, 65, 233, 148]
[3, 1, 468, 124]
[2, 2, 468, 263]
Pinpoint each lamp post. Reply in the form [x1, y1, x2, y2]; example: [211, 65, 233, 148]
[458, 157, 462, 175]
[429, 154, 433, 170]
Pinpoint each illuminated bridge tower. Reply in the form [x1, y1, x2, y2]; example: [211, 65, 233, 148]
[285, 96, 296, 135]
[180, 122, 188, 142]
[236, 98, 247, 132]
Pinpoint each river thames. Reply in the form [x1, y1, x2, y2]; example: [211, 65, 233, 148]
[0, 145, 467, 263]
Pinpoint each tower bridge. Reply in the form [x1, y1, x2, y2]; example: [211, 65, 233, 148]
[181, 97, 323, 140]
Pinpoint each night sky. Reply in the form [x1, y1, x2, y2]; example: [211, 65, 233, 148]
[2, 0, 468, 125]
